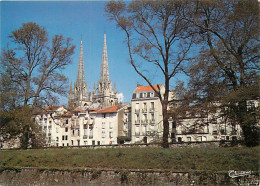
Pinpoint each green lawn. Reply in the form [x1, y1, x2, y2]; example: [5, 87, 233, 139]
[0, 146, 259, 172]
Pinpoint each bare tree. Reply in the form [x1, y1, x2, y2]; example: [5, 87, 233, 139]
[0, 22, 75, 148]
[1, 22, 75, 109]
[106, 0, 193, 148]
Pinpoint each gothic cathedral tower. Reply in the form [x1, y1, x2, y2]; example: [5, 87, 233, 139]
[68, 41, 91, 109]
[92, 34, 118, 108]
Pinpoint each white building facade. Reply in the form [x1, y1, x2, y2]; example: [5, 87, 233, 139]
[131, 85, 164, 144]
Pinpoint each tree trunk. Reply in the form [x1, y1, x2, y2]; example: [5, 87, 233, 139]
[162, 102, 169, 148]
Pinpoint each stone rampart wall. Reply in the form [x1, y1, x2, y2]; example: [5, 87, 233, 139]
[0, 167, 259, 185]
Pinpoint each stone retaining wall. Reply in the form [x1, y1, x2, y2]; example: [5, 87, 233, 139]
[0, 167, 259, 185]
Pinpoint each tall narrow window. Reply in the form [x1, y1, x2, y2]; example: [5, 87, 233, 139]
[151, 102, 154, 109]
[135, 125, 140, 136]
[135, 103, 139, 112]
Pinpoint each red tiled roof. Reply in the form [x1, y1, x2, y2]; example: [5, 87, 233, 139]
[72, 109, 86, 113]
[89, 108, 99, 112]
[134, 84, 162, 92]
[97, 105, 126, 114]
[62, 113, 72, 117]
[33, 105, 65, 115]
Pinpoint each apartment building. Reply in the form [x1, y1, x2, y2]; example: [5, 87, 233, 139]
[131, 84, 164, 143]
[33, 105, 69, 147]
[175, 105, 243, 142]
[90, 105, 128, 145]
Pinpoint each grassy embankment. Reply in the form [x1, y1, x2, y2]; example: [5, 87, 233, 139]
[0, 146, 259, 172]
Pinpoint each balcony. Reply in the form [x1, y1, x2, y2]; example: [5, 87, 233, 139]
[135, 109, 140, 113]
[142, 108, 147, 113]
[149, 108, 155, 112]
[141, 120, 148, 124]
[89, 135, 93, 139]
[135, 132, 140, 136]
[149, 119, 155, 124]
[135, 120, 140, 124]
[83, 135, 88, 139]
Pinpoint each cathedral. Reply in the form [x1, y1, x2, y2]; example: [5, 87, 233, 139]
[68, 34, 118, 109]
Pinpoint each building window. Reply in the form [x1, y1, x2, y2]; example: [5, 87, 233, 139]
[103, 114, 106, 118]
[65, 135, 68, 140]
[90, 128, 93, 138]
[143, 93, 146, 98]
[102, 131, 106, 138]
[102, 122, 105, 129]
[66, 119, 68, 124]
[65, 127, 68, 132]
[71, 140, 74, 146]
[109, 122, 112, 129]
[109, 131, 113, 138]
[150, 102, 154, 112]
[135, 113, 140, 123]
[56, 127, 59, 133]
[143, 102, 147, 112]
[135, 125, 140, 136]
[151, 102, 154, 108]
[150, 124, 155, 131]
[150, 113, 155, 123]
[187, 137, 191, 142]
[135, 103, 140, 112]
[62, 136, 64, 140]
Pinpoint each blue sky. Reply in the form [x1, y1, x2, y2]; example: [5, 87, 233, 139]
[1, 1, 186, 104]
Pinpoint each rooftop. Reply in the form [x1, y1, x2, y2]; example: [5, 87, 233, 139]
[134, 84, 162, 92]
[97, 105, 126, 114]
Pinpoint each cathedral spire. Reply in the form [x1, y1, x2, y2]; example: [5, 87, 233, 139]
[100, 33, 110, 83]
[69, 81, 73, 94]
[76, 40, 85, 86]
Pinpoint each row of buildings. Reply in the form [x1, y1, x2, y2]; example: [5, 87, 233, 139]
[31, 34, 247, 147]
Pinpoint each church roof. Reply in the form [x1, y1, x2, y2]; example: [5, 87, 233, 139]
[134, 84, 163, 92]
